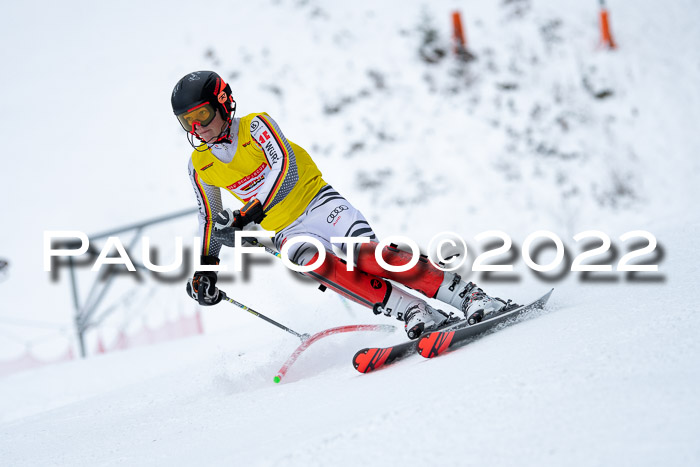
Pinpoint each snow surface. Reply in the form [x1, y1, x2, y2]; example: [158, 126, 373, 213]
[1, 0, 700, 465]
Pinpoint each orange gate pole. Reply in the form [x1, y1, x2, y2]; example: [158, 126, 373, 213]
[599, 0, 616, 49]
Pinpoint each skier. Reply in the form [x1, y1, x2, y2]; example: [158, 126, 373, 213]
[172, 70, 508, 339]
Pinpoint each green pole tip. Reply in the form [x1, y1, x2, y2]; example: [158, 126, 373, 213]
[273, 375, 281, 384]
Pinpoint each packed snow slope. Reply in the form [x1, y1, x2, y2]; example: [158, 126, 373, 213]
[1, 0, 700, 465]
[2, 225, 699, 467]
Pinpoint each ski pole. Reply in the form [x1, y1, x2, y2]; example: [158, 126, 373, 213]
[206, 236, 308, 340]
[219, 291, 310, 342]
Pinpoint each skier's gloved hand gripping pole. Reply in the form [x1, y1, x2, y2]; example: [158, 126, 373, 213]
[213, 199, 265, 246]
[185, 199, 265, 306]
[186, 257, 223, 306]
[188, 202, 396, 383]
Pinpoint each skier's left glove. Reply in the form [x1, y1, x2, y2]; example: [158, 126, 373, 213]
[213, 199, 266, 247]
[186, 255, 223, 306]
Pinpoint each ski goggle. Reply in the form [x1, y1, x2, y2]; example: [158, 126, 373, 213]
[176, 103, 217, 132]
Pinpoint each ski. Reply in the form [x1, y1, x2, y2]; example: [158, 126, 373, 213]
[352, 289, 553, 373]
[352, 318, 464, 373]
[417, 288, 554, 358]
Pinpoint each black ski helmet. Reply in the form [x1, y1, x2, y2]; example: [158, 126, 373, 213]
[171, 71, 236, 141]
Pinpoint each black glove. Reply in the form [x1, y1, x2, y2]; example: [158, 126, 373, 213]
[213, 199, 266, 247]
[216, 199, 265, 230]
[186, 256, 222, 306]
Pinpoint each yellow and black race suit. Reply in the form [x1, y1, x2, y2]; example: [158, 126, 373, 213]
[187, 112, 326, 256]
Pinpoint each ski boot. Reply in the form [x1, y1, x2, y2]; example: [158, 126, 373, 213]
[434, 273, 510, 325]
[375, 286, 451, 339]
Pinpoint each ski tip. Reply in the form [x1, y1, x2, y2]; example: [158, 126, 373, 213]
[540, 288, 555, 304]
[353, 347, 392, 373]
[273, 375, 281, 384]
[353, 348, 372, 373]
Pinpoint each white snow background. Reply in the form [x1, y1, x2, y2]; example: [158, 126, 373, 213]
[1, 0, 699, 465]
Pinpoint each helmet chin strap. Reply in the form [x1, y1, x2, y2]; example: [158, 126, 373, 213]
[211, 98, 236, 145]
[212, 118, 233, 145]
[187, 130, 210, 152]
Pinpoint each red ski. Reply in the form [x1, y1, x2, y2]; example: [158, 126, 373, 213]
[353, 289, 553, 373]
[417, 289, 553, 358]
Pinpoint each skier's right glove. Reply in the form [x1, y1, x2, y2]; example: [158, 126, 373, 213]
[213, 200, 266, 247]
[186, 256, 222, 306]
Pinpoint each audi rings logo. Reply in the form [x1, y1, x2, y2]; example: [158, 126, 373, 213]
[327, 205, 348, 223]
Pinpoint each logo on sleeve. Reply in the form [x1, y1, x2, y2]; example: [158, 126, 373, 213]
[264, 141, 280, 164]
[327, 205, 349, 223]
[250, 120, 260, 132]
